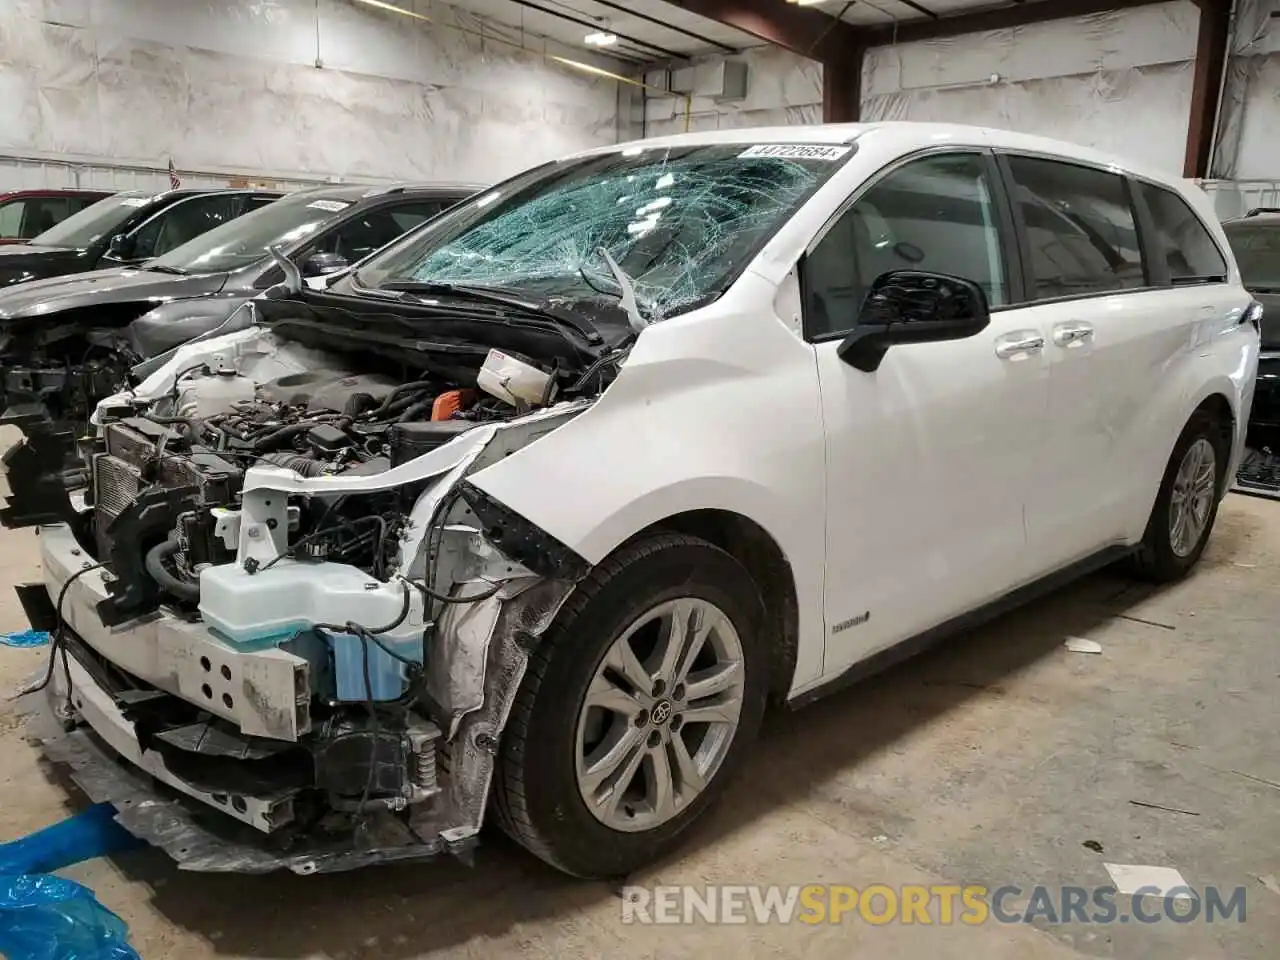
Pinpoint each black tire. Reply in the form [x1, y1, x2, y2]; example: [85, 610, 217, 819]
[492, 532, 768, 878]
[1131, 410, 1229, 582]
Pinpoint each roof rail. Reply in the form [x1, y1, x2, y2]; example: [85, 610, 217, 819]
[1245, 207, 1280, 217]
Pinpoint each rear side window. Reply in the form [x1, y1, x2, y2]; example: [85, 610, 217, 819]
[1006, 156, 1145, 300]
[1137, 182, 1227, 284]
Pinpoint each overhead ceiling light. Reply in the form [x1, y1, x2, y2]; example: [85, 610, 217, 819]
[786, 0, 827, 5]
[352, 0, 431, 22]
[584, 31, 619, 46]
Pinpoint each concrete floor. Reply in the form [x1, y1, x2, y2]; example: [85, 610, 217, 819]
[1, 480, 1278, 958]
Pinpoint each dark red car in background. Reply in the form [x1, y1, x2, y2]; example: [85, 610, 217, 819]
[0, 189, 111, 244]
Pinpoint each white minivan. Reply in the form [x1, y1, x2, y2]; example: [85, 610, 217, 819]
[21, 123, 1259, 879]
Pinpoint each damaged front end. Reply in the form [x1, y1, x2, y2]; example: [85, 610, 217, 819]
[0, 338, 133, 528]
[16, 301, 619, 874]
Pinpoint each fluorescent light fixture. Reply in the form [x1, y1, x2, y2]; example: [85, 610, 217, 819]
[786, 0, 827, 5]
[584, 31, 618, 46]
[352, 0, 432, 22]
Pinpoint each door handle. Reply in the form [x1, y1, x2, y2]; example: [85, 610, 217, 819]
[994, 331, 1045, 359]
[1052, 321, 1095, 347]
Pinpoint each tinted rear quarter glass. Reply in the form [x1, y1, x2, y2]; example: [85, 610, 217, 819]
[1137, 182, 1227, 284]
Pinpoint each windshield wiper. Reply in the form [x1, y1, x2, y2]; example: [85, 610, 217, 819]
[594, 248, 650, 334]
[372, 280, 603, 345]
[144, 264, 188, 275]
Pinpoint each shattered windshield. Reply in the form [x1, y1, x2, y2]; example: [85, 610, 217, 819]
[30, 191, 156, 249]
[355, 143, 854, 320]
[149, 191, 352, 274]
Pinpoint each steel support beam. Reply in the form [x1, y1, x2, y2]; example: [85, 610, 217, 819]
[823, 49, 865, 123]
[660, 0, 863, 62]
[860, 0, 1172, 47]
[1184, 0, 1233, 178]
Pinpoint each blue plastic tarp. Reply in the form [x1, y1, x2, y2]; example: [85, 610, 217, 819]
[0, 874, 139, 960]
[0, 631, 50, 649]
[0, 804, 143, 959]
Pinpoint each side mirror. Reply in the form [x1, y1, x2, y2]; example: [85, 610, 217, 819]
[837, 270, 990, 373]
[106, 233, 136, 260]
[302, 252, 349, 277]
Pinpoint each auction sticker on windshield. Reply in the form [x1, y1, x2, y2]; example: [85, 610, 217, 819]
[739, 144, 851, 161]
[306, 200, 351, 212]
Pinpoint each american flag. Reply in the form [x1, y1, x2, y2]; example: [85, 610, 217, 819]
[167, 157, 181, 190]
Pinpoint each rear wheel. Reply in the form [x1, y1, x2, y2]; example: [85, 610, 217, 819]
[492, 533, 767, 878]
[1132, 410, 1228, 582]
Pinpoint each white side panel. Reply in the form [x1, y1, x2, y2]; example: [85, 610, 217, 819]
[0, 0, 619, 186]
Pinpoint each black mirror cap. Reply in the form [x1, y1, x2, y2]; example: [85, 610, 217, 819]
[106, 233, 136, 259]
[303, 252, 350, 277]
[838, 270, 991, 373]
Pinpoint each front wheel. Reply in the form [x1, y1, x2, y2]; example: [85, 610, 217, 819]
[492, 533, 767, 878]
[1132, 410, 1228, 582]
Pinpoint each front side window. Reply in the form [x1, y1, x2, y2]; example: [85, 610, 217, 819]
[130, 194, 243, 259]
[354, 144, 855, 321]
[1222, 222, 1280, 291]
[803, 153, 1008, 339]
[1007, 156, 1145, 300]
[316, 202, 440, 262]
[1138, 183, 1227, 284]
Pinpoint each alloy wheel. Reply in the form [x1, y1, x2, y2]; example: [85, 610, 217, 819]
[575, 597, 745, 833]
[1169, 437, 1217, 558]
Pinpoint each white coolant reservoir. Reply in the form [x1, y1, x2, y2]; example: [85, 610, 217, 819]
[177, 370, 255, 417]
[477, 349, 552, 407]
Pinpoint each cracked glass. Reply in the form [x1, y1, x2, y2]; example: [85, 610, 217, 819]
[355, 144, 855, 321]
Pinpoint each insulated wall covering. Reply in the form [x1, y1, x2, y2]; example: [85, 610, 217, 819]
[861, 2, 1199, 176]
[641, 1, 1280, 181]
[0, 0, 620, 188]
[1215, 0, 1280, 182]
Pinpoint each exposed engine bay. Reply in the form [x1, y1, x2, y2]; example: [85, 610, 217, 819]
[90, 359, 538, 620]
[14, 290, 628, 873]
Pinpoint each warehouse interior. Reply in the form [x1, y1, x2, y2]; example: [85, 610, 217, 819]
[0, 0, 1278, 958]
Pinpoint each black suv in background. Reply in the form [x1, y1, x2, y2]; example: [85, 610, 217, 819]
[0, 188, 281, 287]
[0, 183, 479, 516]
[1222, 208, 1280, 434]
[0, 182, 478, 361]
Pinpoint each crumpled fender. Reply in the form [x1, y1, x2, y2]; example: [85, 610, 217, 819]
[466, 274, 830, 691]
[125, 294, 250, 360]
